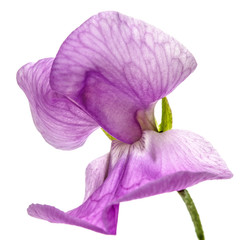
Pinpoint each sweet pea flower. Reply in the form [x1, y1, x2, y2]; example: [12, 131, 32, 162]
[17, 12, 232, 236]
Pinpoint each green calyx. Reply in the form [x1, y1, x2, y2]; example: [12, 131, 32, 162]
[158, 97, 173, 132]
[101, 128, 116, 141]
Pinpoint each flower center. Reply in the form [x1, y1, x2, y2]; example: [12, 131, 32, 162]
[136, 102, 158, 132]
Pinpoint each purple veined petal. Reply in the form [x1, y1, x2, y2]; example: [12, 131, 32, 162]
[50, 11, 197, 143]
[17, 58, 99, 150]
[28, 154, 119, 235]
[27, 130, 232, 234]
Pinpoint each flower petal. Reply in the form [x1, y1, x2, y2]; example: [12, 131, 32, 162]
[84, 154, 109, 201]
[50, 11, 197, 143]
[27, 130, 232, 234]
[17, 58, 98, 150]
[28, 153, 119, 235]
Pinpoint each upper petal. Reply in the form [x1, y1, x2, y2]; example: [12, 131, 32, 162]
[50, 11, 197, 143]
[17, 58, 98, 150]
[27, 130, 232, 234]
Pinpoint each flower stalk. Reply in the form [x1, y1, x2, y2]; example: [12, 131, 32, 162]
[178, 189, 205, 240]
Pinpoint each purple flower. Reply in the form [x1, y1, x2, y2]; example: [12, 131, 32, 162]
[17, 12, 232, 235]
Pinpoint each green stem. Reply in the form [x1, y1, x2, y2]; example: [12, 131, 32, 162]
[178, 189, 205, 240]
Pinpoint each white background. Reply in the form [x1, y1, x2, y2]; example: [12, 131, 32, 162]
[1, 0, 240, 239]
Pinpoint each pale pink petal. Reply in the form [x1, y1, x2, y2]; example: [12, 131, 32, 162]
[17, 58, 98, 150]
